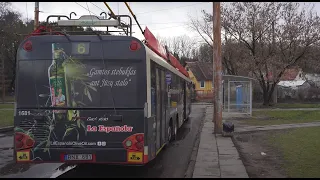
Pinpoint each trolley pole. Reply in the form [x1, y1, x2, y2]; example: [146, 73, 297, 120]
[212, 2, 223, 134]
[34, 2, 39, 30]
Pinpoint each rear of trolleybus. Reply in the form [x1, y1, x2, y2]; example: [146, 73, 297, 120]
[14, 14, 152, 165]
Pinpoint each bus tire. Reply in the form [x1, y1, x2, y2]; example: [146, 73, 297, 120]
[168, 118, 176, 142]
[173, 116, 178, 140]
[185, 116, 189, 122]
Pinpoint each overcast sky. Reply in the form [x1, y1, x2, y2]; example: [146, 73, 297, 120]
[10, 2, 320, 41]
[11, 2, 213, 40]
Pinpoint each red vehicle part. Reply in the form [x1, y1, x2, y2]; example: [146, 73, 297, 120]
[122, 133, 147, 164]
[129, 40, 142, 51]
[24, 25, 64, 40]
[15, 132, 35, 150]
[143, 27, 189, 77]
[122, 133, 144, 152]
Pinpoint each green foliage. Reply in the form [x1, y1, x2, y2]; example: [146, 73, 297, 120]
[244, 110, 320, 126]
[0, 110, 14, 128]
[269, 127, 320, 178]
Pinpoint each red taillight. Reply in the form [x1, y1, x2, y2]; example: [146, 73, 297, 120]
[15, 132, 35, 150]
[26, 138, 34, 147]
[135, 142, 143, 150]
[123, 133, 144, 151]
[15, 133, 24, 141]
[23, 40, 32, 52]
[136, 134, 143, 142]
[16, 141, 23, 148]
[129, 40, 141, 51]
[15, 132, 24, 149]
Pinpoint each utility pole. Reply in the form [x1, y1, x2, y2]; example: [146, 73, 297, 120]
[212, 2, 223, 134]
[1, 32, 5, 103]
[1, 51, 4, 103]
[34, 2, 39, 30]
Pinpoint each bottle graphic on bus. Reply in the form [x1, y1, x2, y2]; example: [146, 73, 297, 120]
[49, 43, 80, 122]
[48, 43, 68, 121]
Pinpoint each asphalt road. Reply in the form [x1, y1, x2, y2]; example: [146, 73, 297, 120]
[0, 104, 206, 178]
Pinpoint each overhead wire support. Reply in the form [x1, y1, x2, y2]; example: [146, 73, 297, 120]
[124, 2, 144, 35]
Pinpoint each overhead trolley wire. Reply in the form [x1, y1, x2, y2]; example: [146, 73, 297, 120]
[124, 2, 144, 35]
[90, 2, 105, 12]
[136, 2, 208, 15]
[74, 2, 98, 16]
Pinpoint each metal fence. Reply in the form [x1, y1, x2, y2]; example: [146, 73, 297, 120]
[196, 90, 213, 101]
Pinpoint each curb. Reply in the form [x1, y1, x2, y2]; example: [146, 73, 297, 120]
[231, 135, 251, 177]
[234, 123, 320, 134]
[184, 107, 206, 178]
[0, 126, 14, 133]
[0, 102, 14, 104]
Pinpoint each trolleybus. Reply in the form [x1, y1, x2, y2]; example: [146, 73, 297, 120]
[14, 13, 193, 165]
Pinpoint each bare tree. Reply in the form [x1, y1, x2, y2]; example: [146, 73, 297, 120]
[158, 36, 197, 57]
[298, 43, 320, 74]
[188, 6, 248, 75]
[193, 2, 320, 105]
[157, 35, 198, 65]
[197, 43, 212, 63]
[0, 2, 11, 16]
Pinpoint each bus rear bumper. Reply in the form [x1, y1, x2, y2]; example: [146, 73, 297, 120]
[15, 148, 148, 165]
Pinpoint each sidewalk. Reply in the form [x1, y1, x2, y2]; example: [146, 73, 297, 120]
[192, 106, 248, 178]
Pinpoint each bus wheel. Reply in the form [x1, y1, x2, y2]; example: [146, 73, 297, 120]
[185, 117, 189, 122]
[174, 119, 178, 140]
[168, 119, 175, 142]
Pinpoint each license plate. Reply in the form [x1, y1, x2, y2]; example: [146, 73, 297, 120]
[64, 154, 93, 161]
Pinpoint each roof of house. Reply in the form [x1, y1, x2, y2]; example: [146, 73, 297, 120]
[280, 67, 301, 81]
[278, 80, 306, 88]
[187, 61, 256, 82]
[186, 61, 213, 81]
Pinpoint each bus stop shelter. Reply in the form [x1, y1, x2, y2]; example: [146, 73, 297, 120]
[222, 75, 255, 116]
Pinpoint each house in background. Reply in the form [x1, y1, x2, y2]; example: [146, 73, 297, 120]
[304, 73, 320, 87]
[277, 67, 306, 90]
[276, 67, 320, 100]
[186, 61, 213, 98]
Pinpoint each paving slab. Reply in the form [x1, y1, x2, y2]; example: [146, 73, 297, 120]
[220, 165, 249, 178]
[193, 166, 220, 177]
[193, 175, 220, 178]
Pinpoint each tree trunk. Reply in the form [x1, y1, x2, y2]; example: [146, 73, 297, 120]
[262, 93, 272, 106]
[10, 73, 15, 92]
[262, 86, 276, 106]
